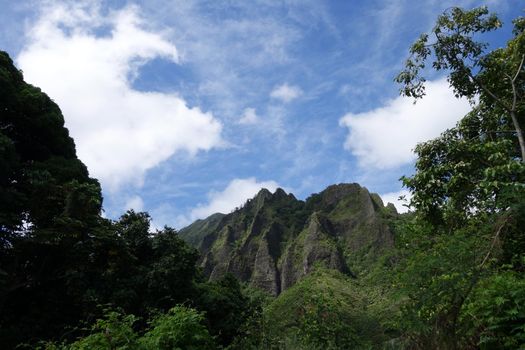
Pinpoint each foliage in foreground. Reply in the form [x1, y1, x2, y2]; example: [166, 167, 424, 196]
[229, 268, 391, 350]
[394, 213, 525, 349]
[41, 306, 216, 350]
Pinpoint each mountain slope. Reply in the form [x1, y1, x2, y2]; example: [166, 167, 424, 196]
[179, 183, 397, 295]
[263, 268, 386, 349]
[178, 212, 226, 248]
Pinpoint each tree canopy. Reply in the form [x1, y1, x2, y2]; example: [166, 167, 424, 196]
[395, 7, 525, 226]
[393, 7, 525, 349]
[396, 6, 525, 161]
[0, 51, 258, 349]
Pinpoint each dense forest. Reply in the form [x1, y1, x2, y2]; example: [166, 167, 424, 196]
[1, 6, 524, 350]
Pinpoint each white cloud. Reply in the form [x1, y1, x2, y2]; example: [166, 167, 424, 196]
[238, 107, 259, 125]
[339, 79, 471, 169]
[149, 202, 177, 231]
[125, 195, 144, 212]
[190, 177, 280, 221]
[380, 189, 412, 214]
[17, 2, 223, 190]
[270, 83, 302, 103]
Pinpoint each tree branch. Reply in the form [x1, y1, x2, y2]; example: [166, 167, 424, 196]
[510, 55, 524, 112]
[479, 214, 510, 268]
[467, 72, 512, 113]
[512, 54, 524, 83]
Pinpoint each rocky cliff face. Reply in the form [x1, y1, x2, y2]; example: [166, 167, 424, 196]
[178, 183, 397, 295]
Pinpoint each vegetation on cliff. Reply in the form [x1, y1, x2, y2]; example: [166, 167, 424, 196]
[180, 183, 395, 296]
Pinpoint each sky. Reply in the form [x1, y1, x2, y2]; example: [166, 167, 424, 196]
[0, 0, 521, 229]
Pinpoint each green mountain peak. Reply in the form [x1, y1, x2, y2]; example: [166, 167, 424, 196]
[179, 183, 395, 295]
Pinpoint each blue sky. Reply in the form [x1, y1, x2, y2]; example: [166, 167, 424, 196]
[0, 0, 521, 228]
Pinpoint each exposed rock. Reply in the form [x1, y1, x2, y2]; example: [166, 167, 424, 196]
[178, 183, 397, 295]
[386, 202, 398, 215]
[280, 212, 351, 290]
[311, 184, 395, 254]
[251, 229, 281, 295]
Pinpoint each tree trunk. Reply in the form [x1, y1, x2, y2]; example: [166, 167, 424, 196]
[510, 110, 525, 162]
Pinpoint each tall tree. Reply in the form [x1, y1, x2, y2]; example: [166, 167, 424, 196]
[394, 8, 525, 349]
[0, 50, 105, 347]
[395, 8, 525, 225]
[0, 51, 102, 238]
[395, 7, 525, 161]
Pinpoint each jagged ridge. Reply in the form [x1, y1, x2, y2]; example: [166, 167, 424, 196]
[178, 183, 397, 295]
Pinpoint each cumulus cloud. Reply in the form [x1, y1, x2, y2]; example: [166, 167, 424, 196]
[339, 79, 471, 169]
[190, 178, 280, 221]
[380, 189, 411, 214]
[270, 83, 302, 103]
[17, 2, 223, 190]
[238, 107, 259, 125]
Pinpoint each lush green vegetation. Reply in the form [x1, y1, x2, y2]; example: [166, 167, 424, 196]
[0, 51, 257, 349]
[389, 7, 525, 349]
[1, 5, 524, 350]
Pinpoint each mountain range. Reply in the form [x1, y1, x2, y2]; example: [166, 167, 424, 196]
[179, 183, 398, 295]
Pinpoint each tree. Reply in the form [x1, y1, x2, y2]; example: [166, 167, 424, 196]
[395, 6, 525, 161]
[395, 8, 525, 225]
[393, 7, 525, 349]
[42, 306, 216, 350]
[140, 306, 216, 350]
[402, 105, 525, 227]
[0, 51, 102, 236]
[0, 50, 258, 349]
[194, 274, 253, 347]
[146, 226, 200, 310]
[0, 50, 106, 348]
